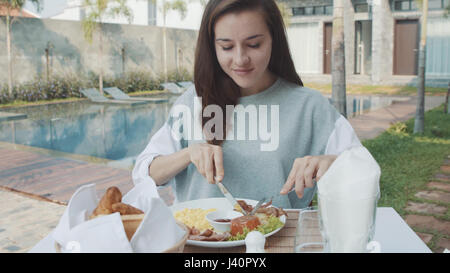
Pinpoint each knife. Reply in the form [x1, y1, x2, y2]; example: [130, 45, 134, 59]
[215, 179, 248, 216]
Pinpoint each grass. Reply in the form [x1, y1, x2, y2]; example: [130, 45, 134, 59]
[362, 104, 450, 218]
[0, 89, 165, 109]
[305, 83, 449, 96]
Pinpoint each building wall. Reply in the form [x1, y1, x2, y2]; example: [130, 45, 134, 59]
[0, 17, 198, 85]
[287, 0, 450, 86]
[50, 0, 204, 30]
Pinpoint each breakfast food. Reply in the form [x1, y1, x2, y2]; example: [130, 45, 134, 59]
[174, 208, 216, 232]
[174, 200, 285, 242]
[230, 215, 261, 236]
[236, 200, 287, 217]
[90, 186, 145, 240]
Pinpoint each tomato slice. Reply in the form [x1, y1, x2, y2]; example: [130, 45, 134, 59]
[230, 215, 261, 236]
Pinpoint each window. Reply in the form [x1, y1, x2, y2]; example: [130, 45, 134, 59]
[355, 3, 369, 12]
[353, 0, 369, 13]
[429, 0, 444, 9]
[393, 0, 415, 11]
[393, 0, 448, 11]
[292, 7, 305, 16]
[292, 5, 333, 16]
[314, 6, 325, 15]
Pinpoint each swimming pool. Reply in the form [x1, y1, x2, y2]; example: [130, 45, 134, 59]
[0, 94, 402, 169]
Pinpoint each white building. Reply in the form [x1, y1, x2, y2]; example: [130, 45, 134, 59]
[50, 0, 204, 30]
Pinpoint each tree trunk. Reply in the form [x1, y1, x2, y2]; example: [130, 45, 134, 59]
[162, 3, 168, 83]
[414, 0, 428, 133]
[6, 13, 13, 96]
[445, 81, 450, 114]
[331, 0, 347, 117]
[99, 24, 104, 94]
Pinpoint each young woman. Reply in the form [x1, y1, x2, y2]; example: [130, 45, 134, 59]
[132, 0, 361, 208]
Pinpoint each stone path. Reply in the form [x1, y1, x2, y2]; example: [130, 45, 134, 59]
[404, 156, 450, 253]
[349, 95, 445, 140]
[0, 189, 66, 253]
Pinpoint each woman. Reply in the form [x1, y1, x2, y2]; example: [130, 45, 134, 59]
[132, 0, 361, 208]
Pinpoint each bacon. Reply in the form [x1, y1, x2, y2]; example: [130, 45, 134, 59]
[236, 200, 287, 217]
[237, 200, 253, 213]
[199, 229, 214, 237]
[188, 231, 230, 241]
[188, 227, 201, 235]
[255, 207, 287, 217]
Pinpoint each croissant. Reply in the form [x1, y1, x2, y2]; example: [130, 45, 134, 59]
[112, 202, 144, 215]
[89, 187, 145, 241]
[91, 186, 122, 217]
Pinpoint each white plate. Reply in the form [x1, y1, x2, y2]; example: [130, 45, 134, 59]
[169, 197, 286, 248]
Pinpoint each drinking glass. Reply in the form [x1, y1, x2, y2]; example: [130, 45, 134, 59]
[318, 193, 379, 253]
[294, 207, 325, 253]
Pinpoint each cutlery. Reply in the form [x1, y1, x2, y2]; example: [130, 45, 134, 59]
[249, 197, 266, 215]
[215, 177, 248, 216]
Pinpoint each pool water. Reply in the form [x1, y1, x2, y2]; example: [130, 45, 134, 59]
[0, 94, 402, 168]
[0, 97, 176, 168]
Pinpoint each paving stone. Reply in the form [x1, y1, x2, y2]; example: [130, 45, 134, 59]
[427, 181, 450, 192]
[440, 165, 450, 173]
[0, 189, 65, 253]
[435, 237, 450, 253]
[3, 245, 21, 252]
[404, 215, 450, 236]
[405, 201, 447, 215]
[415, 232, 433, 244]
[435, 173, 450, 182]
[414, 190, 450, 203]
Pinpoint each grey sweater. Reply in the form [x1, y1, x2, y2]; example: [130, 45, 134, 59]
[133, 78, 360, 208]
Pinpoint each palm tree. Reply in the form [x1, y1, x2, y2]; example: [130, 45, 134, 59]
[414, 0, 428, 133]
[1, 0, 42, 96]
[81, 0, 133, 94]
[331, 0, 347, 117]
[275, 0, 292, 27]
[158, 0, 187, 82]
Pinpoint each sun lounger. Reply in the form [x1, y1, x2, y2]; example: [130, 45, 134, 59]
[104, 87, 168, 103]
[80, 88, 147, 105]
[177, 81, 194, 88]
[161, 82, 184, 94]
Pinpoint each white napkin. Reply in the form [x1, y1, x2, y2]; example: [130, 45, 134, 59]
[317, 146, 381, 253]
[52, 182, 186, 253]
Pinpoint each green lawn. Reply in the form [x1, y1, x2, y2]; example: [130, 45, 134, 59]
[305, 83, 448, 96]
[362, 104, 450, 219]
[0, 89, 165, 109]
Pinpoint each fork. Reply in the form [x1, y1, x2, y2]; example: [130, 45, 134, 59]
[249, 196, 273, 215]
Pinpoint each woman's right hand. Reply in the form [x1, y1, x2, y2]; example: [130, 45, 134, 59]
[188, 143, 224, 184]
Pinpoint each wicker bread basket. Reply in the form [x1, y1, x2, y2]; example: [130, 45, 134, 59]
[54, 216, 189, 253]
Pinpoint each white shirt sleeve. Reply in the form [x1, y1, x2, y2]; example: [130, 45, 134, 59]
[131, 122, 182, 188]
[325, 115, 362, 155]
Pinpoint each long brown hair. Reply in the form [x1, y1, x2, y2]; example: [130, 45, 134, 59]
[194, 0, 303, 145]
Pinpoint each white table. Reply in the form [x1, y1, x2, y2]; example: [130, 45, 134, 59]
[372, 207, 431, 253]
[29, 207, 432, 253]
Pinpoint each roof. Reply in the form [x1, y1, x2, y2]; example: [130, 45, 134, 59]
[0, 4, 40, 18]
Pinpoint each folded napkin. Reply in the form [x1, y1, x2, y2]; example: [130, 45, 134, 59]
[317, 146, 381, 253]
[52, 182, 186, 253]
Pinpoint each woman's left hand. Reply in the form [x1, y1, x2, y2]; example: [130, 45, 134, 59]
[280, 155, 337, 198]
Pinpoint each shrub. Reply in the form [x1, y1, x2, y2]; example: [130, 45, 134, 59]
[0, 68, 193, 104]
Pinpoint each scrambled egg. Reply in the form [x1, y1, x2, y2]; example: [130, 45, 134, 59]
[174, 208, 216, 231]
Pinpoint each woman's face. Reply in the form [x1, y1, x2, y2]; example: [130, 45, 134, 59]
[214, 10, 275, 96]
